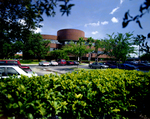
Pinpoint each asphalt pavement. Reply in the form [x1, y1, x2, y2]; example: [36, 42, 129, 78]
[26, 64, 89, 76]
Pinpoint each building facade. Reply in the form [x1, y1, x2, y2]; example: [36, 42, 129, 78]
[42, 29, 111, 60]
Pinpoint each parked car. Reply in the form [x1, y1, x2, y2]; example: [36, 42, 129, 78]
[125, 61, 150, 71]
[118, 63, 139, 71]
[73, 61, 79, 65]
[39, 61, 50, 66]
[103, 62, 117, 68]
[0, 60, 30, 69]
[89, 62, 109, 69]
[67, 61, 74, 65]
[49, 61, 58, 66]
[21, 67, 38, 76]
[57, 59, 67, 65]
[0, 65, 37, 79]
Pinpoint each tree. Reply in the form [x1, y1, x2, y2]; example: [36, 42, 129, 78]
[63, 38, 91, 63]
[122, 0, 150, 29]
[87, 37, 95, 64]
[48, 49, 69, 60]
[140, 53, 150, 61]
[122, 0, 150, 56]
[24, 33, 50, 61]
[134, 34, 150, 54]
[94, 39, 105, 62]
[0, 0, 74, 59]
[0, 40, 23, 59]
[104, 33, 135, 63]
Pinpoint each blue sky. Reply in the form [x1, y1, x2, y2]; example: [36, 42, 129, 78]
[35, 0, 149, 41]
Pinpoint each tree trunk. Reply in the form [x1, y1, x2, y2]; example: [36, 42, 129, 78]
[88, 53, 91, 64]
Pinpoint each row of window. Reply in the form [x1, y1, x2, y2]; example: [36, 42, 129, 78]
[43, 39, 96, 46]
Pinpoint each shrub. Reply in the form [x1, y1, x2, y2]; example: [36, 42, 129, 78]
[0, 69, 150, 118]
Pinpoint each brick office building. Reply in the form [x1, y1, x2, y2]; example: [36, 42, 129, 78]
[42, 29, 111, 60]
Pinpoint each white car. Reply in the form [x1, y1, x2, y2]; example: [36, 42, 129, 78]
[0, 65, 37, 79]
[39, 61, 50, 66]
[49, 61, 58, 66]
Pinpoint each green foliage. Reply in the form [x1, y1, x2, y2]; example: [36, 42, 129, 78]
[0, 0, 74, 59]
[24, 33, 50, 61]
[63, 37, 92, 63]
[134, 34, 150, 54]
[0, 69, 150, 118]
[104, 32, 135, 63]
[122, 0, 150, 29]
[94, 39, 105, 62]
[140, 53, 150, 61]
[48, 49, 69, 60]
[87, 37, 95, 63]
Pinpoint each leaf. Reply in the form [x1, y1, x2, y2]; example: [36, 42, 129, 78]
[112, 109, 120, 112]
[28, 113, 34, 119]
[18, 101, 23, 107]
[39, 107, 46, 116]
[7, 94, 12, 99]
[136, 20, 143, 29]
[124, 11, 128, 20]
[122, 20, 131, 28]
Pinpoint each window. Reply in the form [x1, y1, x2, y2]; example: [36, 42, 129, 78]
[7, 61, 18, 64]
[7, 67, 19, 76]
[0, 61, 6, 63]
[50, 48, 57, 51]
[0, 67, 6, 76]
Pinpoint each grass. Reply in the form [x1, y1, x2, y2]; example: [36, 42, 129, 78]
[19, 60, 39, 64]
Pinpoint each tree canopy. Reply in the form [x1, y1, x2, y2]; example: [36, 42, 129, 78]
[23, 33, 50, 61]
[0, 0, 74, 59]
[103, 33, 135, 63]
[62, 38, 92, 62]
[48, 49, 69, 61]
[122, 0, 150, 56]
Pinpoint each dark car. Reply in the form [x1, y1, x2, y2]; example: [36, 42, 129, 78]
[67, 61, 74, 65]
[125, 61, 150, 71]
[103, 62, 117, 68]
[118, 63, 139, 71]
[57, 59, 67, 65]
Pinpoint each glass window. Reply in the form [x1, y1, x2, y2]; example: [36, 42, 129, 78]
[0, 67, 6, 76]
[0, 61, 6, 63]
[7, 67, 19, 76]
[7, 61, 18, 64]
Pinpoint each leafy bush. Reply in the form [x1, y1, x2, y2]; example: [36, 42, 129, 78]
[0, 69, 150, 118]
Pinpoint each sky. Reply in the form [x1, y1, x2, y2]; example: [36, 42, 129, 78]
[33, 0, 149, 57]
[35, 0, 149, 40]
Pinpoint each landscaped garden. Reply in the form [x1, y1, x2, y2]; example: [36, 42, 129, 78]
[0, 69, 150, 119]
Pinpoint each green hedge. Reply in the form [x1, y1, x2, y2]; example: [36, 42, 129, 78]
[0, 69, 150, 118]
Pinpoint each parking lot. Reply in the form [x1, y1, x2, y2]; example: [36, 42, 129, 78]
[29, 64, 90, 76]
[27, 63, 149, 76]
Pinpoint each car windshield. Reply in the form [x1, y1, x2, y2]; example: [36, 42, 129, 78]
[21, 67, 32, 73]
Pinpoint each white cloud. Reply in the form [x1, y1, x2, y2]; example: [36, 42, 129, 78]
[92, 31, 98, 35]
[110, 7, 119, 14]
[32, 23, 44, 33]
[101, 21, 109, 25]
[120, 0, 124, 5]
[84, 21, 100, 27]
[111, 17, 119, 23]
[18, 19, 26, 26]
[34, 27, 42, 33]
